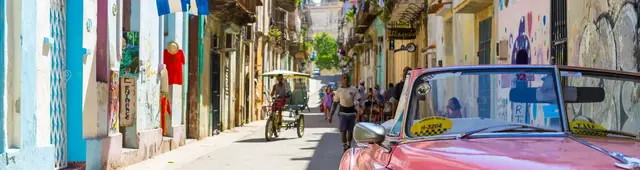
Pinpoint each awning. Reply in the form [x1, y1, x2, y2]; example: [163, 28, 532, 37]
[261, 70, 312, 79]
[157, 0, 209, 16]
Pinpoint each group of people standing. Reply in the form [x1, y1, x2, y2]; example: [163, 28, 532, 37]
[320, 67, 413, 151]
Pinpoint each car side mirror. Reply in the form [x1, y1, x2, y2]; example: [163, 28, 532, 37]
[354, 122, 386, 144]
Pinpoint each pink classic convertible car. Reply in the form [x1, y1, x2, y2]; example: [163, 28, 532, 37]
[339, 65, 640, 170]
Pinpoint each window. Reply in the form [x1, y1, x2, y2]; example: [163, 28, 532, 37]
[406, 69, 562, 138]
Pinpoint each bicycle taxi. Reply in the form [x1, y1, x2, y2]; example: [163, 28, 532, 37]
[261, 70, 311, 141]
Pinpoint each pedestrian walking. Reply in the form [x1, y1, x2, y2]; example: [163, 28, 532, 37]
[392, 67, 412, 116]
[329, 73, 361, 152]
[322, 86, 334, 120]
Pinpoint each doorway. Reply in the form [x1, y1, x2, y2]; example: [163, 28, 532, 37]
[477, 17, 492, 119]
[244, 73, 250, 124]
[210, 51, 221, 134]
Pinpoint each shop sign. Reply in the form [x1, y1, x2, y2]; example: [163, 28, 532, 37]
[389, 28, 416, 40]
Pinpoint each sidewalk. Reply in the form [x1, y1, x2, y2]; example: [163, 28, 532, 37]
[122, 120, 266, 170]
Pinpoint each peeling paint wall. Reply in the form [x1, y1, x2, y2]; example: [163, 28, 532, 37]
[136, 0, 161, 131]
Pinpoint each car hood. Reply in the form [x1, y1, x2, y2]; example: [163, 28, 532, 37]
[390, 137, 640, 170]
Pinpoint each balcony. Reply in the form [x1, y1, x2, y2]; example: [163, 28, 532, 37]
[275, 0, 297, 12]
[210, 0, 258, 25]
[436, 0, 453, 22]
[287, 12, 298, 31]
[236, 0, 261, 14]
[354, 2, 380, 34]
[453, 0, 492, 14]
[388, 0, 424, 25]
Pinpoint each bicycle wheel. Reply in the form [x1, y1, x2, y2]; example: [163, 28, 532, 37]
[265, 117, 274, 141]
[296, 114, 305, 138]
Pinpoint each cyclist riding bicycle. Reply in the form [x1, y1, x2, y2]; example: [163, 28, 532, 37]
[270, 74, 291, 126]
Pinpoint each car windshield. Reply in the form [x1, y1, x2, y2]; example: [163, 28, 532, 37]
[406, 68, 563, 138]
[563, 70, 640, 138]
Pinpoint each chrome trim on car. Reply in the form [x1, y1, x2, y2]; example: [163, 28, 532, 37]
[349, 146, 356, 170]
[568, 135, 640, 169]
[553, 67, 569, 132]
[403, 132, 568, 144]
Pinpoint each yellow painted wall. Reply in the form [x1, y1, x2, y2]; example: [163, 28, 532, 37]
[453, 14, 476, 65]
[390, 39, 415, 83]
[415, 22, 428, 68]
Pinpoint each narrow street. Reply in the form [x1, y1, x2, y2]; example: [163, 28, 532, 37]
[178, 111, 342, 170]
[124, 108, 343, 170]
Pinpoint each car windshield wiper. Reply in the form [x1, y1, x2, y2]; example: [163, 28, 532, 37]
[572, 127, 640, 139]
[457, 124, 559, 139]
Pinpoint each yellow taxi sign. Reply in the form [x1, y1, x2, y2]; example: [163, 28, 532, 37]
[411, 116, 453, 136]
[570, 120, 607, 137]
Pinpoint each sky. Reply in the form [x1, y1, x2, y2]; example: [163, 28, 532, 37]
[312, 0, 321, 3]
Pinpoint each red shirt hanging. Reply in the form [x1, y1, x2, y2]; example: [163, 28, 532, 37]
[163, 49, 185, 85]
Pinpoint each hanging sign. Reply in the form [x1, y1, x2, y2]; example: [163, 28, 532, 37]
[388, 28, 417, 40]
[393, 43, 417, 52]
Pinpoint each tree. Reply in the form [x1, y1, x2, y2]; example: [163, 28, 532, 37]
[313, 32, 339, 70]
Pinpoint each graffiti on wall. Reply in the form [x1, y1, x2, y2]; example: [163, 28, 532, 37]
[570, 1, 640, 72]
[567, 0, 640, 134]
[120, 77, 136, 127]
[108, 70, 119, 134]
[136, 34, 160, 129]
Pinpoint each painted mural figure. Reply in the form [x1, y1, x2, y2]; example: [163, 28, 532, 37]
[511, 16, 531, 65]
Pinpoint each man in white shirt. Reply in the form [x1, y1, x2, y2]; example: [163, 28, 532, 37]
[329, 73, 361, 151]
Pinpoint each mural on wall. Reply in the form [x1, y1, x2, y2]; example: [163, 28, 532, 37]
[108, 70, 119, 134]
[120, 77, 136, 127]
[497, 0, 550, 125]
[121, 32, 140, 78]
[567, 0, 640, 134]
[499, 0, 550, 65]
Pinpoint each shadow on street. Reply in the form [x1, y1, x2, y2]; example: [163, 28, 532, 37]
[290, 132, 342, 170]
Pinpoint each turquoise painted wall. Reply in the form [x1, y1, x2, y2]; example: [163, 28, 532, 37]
[0, 0, 56, 169]
[373, 18, 385, 87]
[66, 0, 87, 161]
[0, 0, 6, 154]
[182, 13, 189, 125]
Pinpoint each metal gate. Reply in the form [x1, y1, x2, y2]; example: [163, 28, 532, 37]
[477, 17, 492, 119]
[551, 0, 567, 66]
[49, 0, 67, 168]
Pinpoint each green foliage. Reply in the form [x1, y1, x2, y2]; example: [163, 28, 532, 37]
[300, 42, 312, 51]
[312, 32, 339, 70]
[379, 0, 394, 23]
[268, 27, 282, 41]
[345, 7, 355, 23]
[296, 0, 302, 7]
